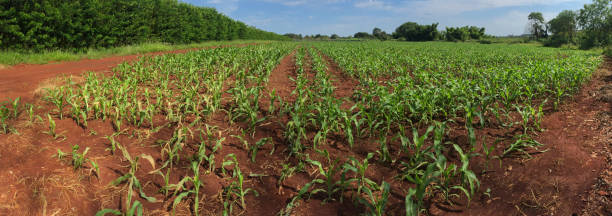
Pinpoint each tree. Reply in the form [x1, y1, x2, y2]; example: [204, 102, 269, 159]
[393, 22, 439, 41]
[0, 0, 289, 51]
[284, 33, 302, 40]
[372, 27, 389, 40]
[547, 10, 578, 46]
[354, 32, 372, 39]
[577, 0, 612, 48]
[445, 27, 469, 41]
[528, 12, 547, 40]
[330, 34, 339, 39]
[372, 27, 391, 40]
[468, 26, 486, 40]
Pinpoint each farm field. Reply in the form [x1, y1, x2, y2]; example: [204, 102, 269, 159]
[0, 41, 610, 216]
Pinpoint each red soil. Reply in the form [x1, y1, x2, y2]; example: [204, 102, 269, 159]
[0, 46, 610, 216]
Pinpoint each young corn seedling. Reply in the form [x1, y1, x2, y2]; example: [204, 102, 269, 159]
[0, 103, 9, 134]
[305, 151, 348, 202]
[343, 153, 377, 196]
[376, 136, 392, 164]
[250, 137, 271, 163]
[10, 97, 20, 118]
[481, 139, 499, 174]
[268, 89, 279, 114]
[44, 114, 61, 139]
[98, 142, 157, 216]
[24, 103, 39, 125]
[46, 87, 66, 119]
[278, 161, 305, 188]
[105, 132, 122, 155]
[404, 163, 436, 216]
[429, 152, 460, 202]
[452, 144, 480, 203]
[112, 108, 122, 132]
[160, 127, 188, 167]
[358, 181, 391, 216]
[71, 145, 90, 170]
[172, 161, 204, 216]
[150, 160, 172, 196]
[514, 104, 533, 134]
[222, 154, 259, 214]
[502, 134, 547, 158]
[399, 126, 435, 180]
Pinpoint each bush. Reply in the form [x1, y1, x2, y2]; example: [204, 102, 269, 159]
[544, 34, 571, 47]
[479, 40, 492, 44]
[605, 46, 612, 58]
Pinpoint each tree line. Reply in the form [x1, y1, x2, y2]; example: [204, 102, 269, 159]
[351, 23, 487, 42]
[0, 0, 289, 51]
[285, 23, 487, 42]
[527, 0, 611, 49]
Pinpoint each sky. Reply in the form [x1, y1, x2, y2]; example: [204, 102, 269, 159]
[183, 0, 592, 36]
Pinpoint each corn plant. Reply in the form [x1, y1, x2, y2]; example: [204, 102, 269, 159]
[343, 153, 376, 196]
[250, 137, 271, 162]
[404, 163, 436, 216]
[53, 149, 67, 161]
[105, 132, 122, 154]
[45, 87, 66, 119]
[0, 97, 21, 134]
[44, 114, 60, 139]
[71, 145, 90, 170]
[98, 142, 157, 216]
[305, 151, 348, 202]
[172, 161, 204, 216]
[278, 161, 305, 187]
[502, 134, 547, 158]
[452, 144, 480, 202]
[222, 154, 258, 214]
[0, 102, 10, 134]
[358, 181, 391, 216]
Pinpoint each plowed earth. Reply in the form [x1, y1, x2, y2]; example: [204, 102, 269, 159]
[0, 46, 610, 216]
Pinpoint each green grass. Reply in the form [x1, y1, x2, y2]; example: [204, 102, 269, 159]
[0, 40, 268, 66]
[605, 46, 612, 58]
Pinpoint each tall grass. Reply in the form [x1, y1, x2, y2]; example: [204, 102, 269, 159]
[0, 40, 268, 66]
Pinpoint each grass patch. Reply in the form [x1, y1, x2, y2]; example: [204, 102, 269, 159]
[0, 40, 267, 66]
[605, 46, 612, 58]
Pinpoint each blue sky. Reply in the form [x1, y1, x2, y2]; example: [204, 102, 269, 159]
[183, 0, 591, 36]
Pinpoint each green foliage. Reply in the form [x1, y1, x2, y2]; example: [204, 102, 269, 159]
[546, 10, 578, 47]
[393, 22, 440, 41]
[445, 26, 486, 42]
[577, 0, 612, 49]
[528, 12, 547, 40]
[0, 0, 288, 51]
[354, 32, 374, 39]
[0, 97, 20, 134]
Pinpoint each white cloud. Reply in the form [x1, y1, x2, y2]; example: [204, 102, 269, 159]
[354, 0, 582, 15]
[260, 0, 349, 6]
[204, 0, 240, 14]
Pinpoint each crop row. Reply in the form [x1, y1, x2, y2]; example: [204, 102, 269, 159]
[8, 41, 603, 215]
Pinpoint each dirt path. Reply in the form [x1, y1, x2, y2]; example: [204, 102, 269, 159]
[0, 43, 257, 103]
[317, 50, 360, 109]
[265, 50, 297, 103]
